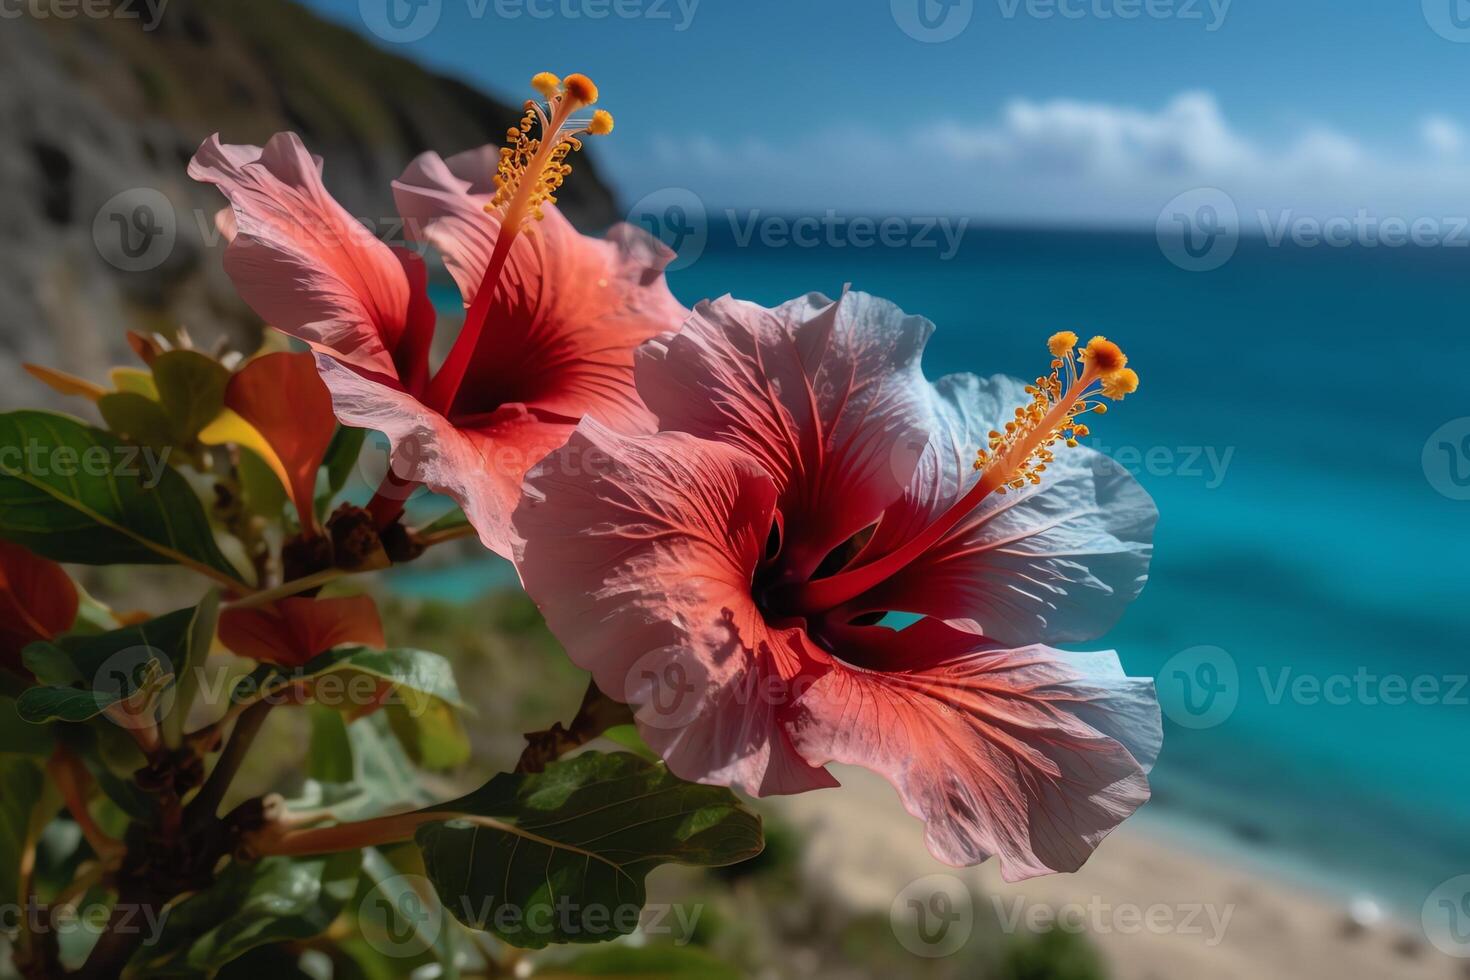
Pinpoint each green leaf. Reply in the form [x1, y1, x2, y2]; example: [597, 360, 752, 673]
[416, 752, 763, 949]
[292, 645, 470, 773]
[0, 411, 245, 584]
[308, 705, 354, 784]
[15, 657, 168, 723]
[152, 350, 230, 446]
[297, 646, 466, 710]
[353, 848, 461, 978]
[97, 391, 174, 454]
[317, 425, 368, 519]
[238, 446, 289, 524]
[162, 591, 219, 747]
[599, 725, 658, 763]
[285, 713, 433, 825]
[539, 945, 742, 979]
[131, 852, 361, 975]
[17, 607, 197, 730]
[385, 699, 471, 772]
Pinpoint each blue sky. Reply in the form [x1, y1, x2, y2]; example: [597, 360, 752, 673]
[305, 0, 1470, 224]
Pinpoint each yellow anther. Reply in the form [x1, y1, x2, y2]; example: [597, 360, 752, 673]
[1048, 330, 1078, 358]
[487, 74, 612, 228]
[974, 331, 1137, 491]
[588, 109, 615, 135]
[1101, 367, 1140, 400]
[563, 73, 599, 107]
[1081, 335, 1127, 376]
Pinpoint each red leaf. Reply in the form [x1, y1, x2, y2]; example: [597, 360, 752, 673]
[0, 541, 79, 673]
[225, 352, 337, 534]
[219, 594, 384, 669]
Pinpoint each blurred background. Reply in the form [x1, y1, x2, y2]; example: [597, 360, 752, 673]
[3, 1, 1470, 977]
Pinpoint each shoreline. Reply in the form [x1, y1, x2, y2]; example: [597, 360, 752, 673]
[773, 765, 1464, 980]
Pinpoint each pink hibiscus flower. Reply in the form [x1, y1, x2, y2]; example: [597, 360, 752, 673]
[513, 291, 1160, 879]
[190, 73, 687, 555]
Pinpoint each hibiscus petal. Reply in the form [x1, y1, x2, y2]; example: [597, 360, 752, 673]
[786, 617, 1159, 878]
[219, 595, 384, 668]
[393, 149, 685, 430]
[0, 541, 78, 673]
[315, 356, 573, 558]
[637, 291, 934, 578]
[514, 419, 836, 796]
[853, 373, 1157, 645]
[189, 133, 428, 382]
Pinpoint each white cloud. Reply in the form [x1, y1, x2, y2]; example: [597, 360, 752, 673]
[607, 93, 1470, 227]
[1421, 115, 1466, 158]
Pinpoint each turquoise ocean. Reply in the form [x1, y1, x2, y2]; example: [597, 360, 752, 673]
[403, 224, 1470, 916]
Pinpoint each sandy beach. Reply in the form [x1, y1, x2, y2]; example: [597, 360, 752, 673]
[774, 766, 1466, 980]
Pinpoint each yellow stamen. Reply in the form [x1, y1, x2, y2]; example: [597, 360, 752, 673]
[563, 73, 599, 107]
[1081, 335, 1127, 376]
[588, 109, 615, 135]
[486, 72, 614, 229]
[1101, 367, 1139, 400]
[972, 334, 1136, 491]
[1048, 330, 1078, 358]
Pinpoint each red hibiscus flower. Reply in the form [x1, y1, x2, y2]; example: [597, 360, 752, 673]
[513, 291, 1160, 879]
[190, 73, 687, 555]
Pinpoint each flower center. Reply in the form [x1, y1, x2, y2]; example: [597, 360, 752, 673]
[424, 72, 614, 416]
[774, 332, 1140, 618]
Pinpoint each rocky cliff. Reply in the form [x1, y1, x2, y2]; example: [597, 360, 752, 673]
[0, 0, 620, 406]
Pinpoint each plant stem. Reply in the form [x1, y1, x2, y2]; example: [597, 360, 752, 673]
[186, 700, 272, 827]
[224, 522, 476, 610]
[251, 810, 443, 857]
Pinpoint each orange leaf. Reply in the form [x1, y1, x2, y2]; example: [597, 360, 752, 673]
[23, 364, 107, 402]
[0, 541, 79, 673]
[218, 594, 384, 669]
[223, 352, 337, 535]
